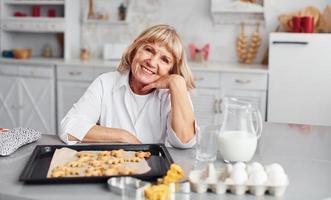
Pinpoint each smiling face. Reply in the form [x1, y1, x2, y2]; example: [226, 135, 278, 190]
[130, 43, 175, 90]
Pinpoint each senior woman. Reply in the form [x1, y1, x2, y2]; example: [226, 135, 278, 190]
[59, 24, 197, 148]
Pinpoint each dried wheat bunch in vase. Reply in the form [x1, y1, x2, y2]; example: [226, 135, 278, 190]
[245, 23, 262, 64]
[236, 23, 248, 63]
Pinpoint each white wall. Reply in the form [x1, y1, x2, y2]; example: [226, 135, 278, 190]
[81, 0, 331, 63]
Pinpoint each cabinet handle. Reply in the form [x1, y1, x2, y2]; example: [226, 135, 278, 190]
[213, 99, 222, 113]
[217, 99, 222, 114]
[213, 99, 218, 113]
[235, 79, 251, 84]
[69, 71, 82, 76]
[272, 41, 308, 45]
[194, 77, 204, 81]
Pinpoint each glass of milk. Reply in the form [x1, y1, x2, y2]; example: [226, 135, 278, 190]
[217, 97, 263, 163]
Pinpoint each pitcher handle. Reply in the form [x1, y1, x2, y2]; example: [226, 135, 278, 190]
[252, 107, 263, 138]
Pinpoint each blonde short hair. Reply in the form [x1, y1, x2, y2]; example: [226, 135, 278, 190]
[117, 24, 195, 90]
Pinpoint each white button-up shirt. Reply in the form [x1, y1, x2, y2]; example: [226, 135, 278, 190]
[59, 71, 197, 148]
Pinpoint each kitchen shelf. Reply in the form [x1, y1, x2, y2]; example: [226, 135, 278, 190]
[211, 0, 264, 25]
[3, 0, 65, 5]
[3, 16, 65, 21]
[2, 17, 65, 32]
[83, 19, 128, 25]
[0, 0, 80, 59]
[83, 0, 129, 27]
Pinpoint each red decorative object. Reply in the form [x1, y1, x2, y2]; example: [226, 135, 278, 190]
[288, 15, 314, 33]
[48, 9, 56, 17]
[288, 16, 302, 33]
[14, 12, 28, 17]
[32, 6, 41, 17]
[301, 16, 314, 33]
[189, 43, 210, 62]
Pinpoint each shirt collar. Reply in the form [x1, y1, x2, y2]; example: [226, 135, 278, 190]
[113, 70, 165, 100]
[114, 71, 130, 91]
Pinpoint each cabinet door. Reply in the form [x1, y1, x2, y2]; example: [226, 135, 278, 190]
[57, 81, 90, 129]
[190, 88, 221, 127]
[269, 33, 331, 126]
[269, 33, 331, 69]
[222, 89, 266, 121]
[19, 76, 55, 134]
[0, 75, 20, 128]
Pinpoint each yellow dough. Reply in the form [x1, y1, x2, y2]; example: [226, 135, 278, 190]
[49, 149, 152, 178]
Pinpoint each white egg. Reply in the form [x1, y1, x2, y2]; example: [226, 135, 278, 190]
[204, 163, 217, 183]
[265, 163, 285, 175]
[267, 170, 288, 186]
[226, 164, 233, 174]
[248, 170, 268, 185]
[225, 178, 233, 184]
[230, 168, 248, 185]
[247, 162, 264, 174]
[233, 162, 246, 170]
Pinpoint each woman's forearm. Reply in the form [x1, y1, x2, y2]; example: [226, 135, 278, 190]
[68, 125, 141, 144]
[169, 75, 195, 143]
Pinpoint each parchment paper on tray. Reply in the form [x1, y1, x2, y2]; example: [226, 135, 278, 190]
[47, 147, 151, 178]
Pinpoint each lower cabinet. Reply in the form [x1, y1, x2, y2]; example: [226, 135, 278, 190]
[191, 69, 267, 127]
[0, 63, 56, 134]
[0, 61, 267, 134]
[221, 89, 266, 121]
[57, 81, 90, 129]
[0, 67, 20, 128]
[56, 65, 94, 130]
[56, 65, 115, 131]
[190, 88, 221, 126]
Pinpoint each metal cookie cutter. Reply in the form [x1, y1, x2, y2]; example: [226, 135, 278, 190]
[169, 181, 191, 193]
[107, 177, 151, 199]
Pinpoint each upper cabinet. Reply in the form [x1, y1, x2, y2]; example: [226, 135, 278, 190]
[0, 0, 80, 59]
[268, 33, 331, 126]
[211, 0, 264, 25]
[1, 0, 66, 32]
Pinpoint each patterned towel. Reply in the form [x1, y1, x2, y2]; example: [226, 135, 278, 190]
[0, 127, 41, 156]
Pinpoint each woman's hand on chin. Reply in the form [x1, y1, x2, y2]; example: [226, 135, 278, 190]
[141, 74, 186, 93]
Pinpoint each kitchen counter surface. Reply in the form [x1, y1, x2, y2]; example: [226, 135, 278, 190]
[0, 122, 330, 200]
[0, 57, 268, 73]
[0, 57, 119, 68]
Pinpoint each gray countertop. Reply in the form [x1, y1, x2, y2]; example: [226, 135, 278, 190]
[0, 122, 330, 200]
[0, 57, 268, 73]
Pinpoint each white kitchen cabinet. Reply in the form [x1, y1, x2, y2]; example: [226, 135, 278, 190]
[56, 65, 93, 129]
[0, 63, 56, 134]
[191, 88, 222, 126]
[56, 64, 116, 131]
[268, 33, 331, 126]
[0, 0, 80, 59]
[57, 81, 90, 126]
[220, 72, 267, 120]
[222, 89, 266, 118]
[191, 70, 222, 126]
[191, 67, 267, 127]
[0, 65, 19, 128]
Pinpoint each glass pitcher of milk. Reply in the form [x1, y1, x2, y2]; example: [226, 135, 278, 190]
[217, 97, 263, 162]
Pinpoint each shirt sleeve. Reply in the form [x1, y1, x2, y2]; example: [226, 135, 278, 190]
[164, 92, 199, 149]
[58, 77, 103, 144]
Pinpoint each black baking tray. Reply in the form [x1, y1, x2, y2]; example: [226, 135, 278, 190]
[19, 144, 173, 184]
